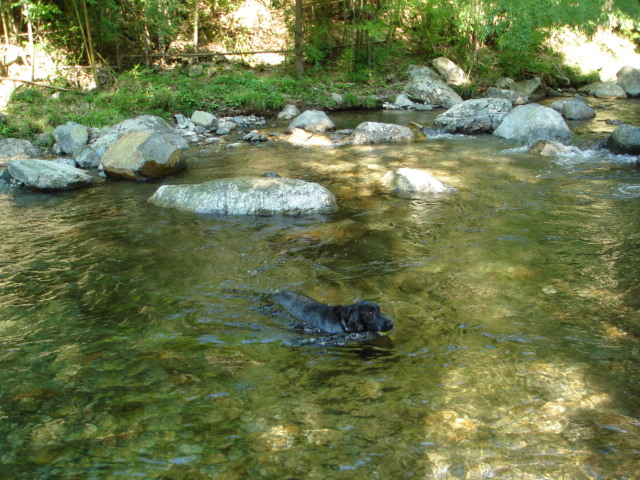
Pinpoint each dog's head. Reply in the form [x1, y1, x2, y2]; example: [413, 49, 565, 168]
[344, 301, 394, 333]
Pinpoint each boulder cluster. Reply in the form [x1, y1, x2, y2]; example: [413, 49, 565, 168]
[0, 59, 638, 215]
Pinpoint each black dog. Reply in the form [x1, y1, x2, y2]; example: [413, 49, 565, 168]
[272, 291, 394, 334]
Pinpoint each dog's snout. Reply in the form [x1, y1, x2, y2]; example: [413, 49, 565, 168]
[381, 315, 394, 332]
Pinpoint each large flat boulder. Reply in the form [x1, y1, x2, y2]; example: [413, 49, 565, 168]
[7, 159, 104, 191]
[149, 177, 337, 216]
[493, 104, 573, 146]
[434, 98, 512, 134]
[92, 115, 189, 156]
[101, 130, 186, 180]
[350, 122, 414, 144]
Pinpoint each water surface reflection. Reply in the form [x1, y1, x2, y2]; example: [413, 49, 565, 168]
[1, 107, 639, 478]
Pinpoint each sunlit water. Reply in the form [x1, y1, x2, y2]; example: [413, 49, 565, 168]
[1, 99, 639, 479]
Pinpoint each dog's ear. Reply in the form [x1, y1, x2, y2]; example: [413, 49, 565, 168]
[341, 304, 362, 332]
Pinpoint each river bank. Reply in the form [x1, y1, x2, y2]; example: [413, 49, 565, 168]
[2, 23, 640, 145]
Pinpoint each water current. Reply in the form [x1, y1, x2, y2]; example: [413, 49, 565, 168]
[1, 99, 639, 479]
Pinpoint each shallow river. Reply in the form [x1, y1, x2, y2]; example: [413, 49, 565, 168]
[1, 100, 640, 479]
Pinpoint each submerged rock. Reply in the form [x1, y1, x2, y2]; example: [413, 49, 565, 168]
[434, 98, 512, 134]
[101, 130, 186, 180]
[149, 176, 337, 216]
[381, 168, 455, 198]
[350, 122, 414, 145]
[529, 140, 573, 156]
[7, 159, 104, 191]
[493, 104, 573, 146]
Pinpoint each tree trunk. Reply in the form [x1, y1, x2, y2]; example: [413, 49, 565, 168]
[193, 0, 199, 60]
[22, 0, 34, 81]
[81, 0, 99, 88]
[295, 0, 304, 77]
[1, 6, 11, 44]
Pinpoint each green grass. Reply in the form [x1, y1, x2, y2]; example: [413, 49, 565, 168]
[2, 64, 391, 140]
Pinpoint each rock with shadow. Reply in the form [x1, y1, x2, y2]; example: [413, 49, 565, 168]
[434, 98, 512, 134]
[149, 176, 337, 216]
[101, 130, 186, 181]
[606, 124, 640, 155]
[350, 122, 414, 144]
[6, 158, 104, 191]
[493, 104, 573, 146]
[550, 97, 596, 120]
[381, 167, 455, 198]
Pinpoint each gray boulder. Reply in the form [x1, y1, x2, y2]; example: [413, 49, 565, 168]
[287, 110, 335, 133]
[101, 130, 186, 180]
[277, 104, 300, 120]
[350, 122, 414, 145]
[484, 87, 528, 105]
[404, 66, 462, 108]
[493, 104, 573, 146]
[392, 93, 416, 109]
[191, 110, 218, 129]
[550, 98, 596, 120]
[495, 77, 516, 89]
[513, 77, 543, 96]
[148, 177, 337, 216]
[394, 93, 417, 109]
[434, 98, 512, 134]
[73, 145, 101, 168]
[330, 92, 344, 106]
[92, 115, 189, 156]
[0, 138, 40, 162]
[53, 122, 88, 155]
[616, 66, 640, 97]
[384, 93, 433, 111]
[581, 82, 627, 99]
[381, 168, 455, 198]
[606, 124, 640, 155]
[7, 159, 104, 191]
[431, 57, 469, 85]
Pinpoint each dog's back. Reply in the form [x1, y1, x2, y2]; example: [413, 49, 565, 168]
[271, 291, 344, 333]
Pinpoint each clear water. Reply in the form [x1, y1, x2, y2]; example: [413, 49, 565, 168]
[1, 99, 639, 479]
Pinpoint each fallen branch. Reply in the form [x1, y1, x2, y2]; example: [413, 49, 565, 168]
[0, 77, 72, 92]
